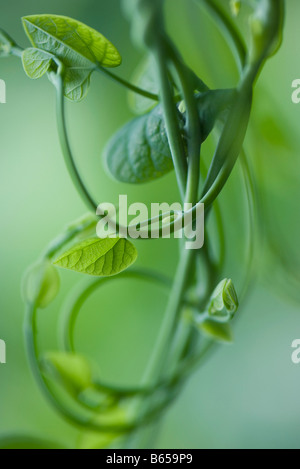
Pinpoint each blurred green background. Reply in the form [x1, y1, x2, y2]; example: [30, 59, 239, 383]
[1, 0, 300, 449]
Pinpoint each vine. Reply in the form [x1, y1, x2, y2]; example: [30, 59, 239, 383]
[0, 0, 284, 449]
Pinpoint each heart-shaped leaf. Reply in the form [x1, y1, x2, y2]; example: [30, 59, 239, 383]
[104, 105, 184, 184]
[22, 48, 54, 79]
[22, 15, 122, 101]
[54, 238, 137, 276]
[104, 89, 233, 184]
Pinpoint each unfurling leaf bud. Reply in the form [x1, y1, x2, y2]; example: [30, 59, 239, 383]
[249, 0, 284, 64]
[208, 278, 239, 320]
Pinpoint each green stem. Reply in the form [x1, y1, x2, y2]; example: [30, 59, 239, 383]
[140, 249, 195, 388]
[24, 304, 97, 430]
[138, 32, 201, 389]
[199, 0, 247, 71]
[201, 61, 265, 206]
[9, 36, 159, 102]
[54, 74, 98, 213]
[169, 50, 202, 204]
[60, 269, 171, 353]
[44, 217, 97, 260]
[175, 339, 216, 382]
[162, 45, 202, 375]
[54, 71, 187, 239]
[11, 45, 23, 58]
[239, 149, 257, 300]
[202, 82, 253, 197]
[96, 65, 160, 101]
[24, 299, 177, 434]
[213, 200, 226, 271]
[153, 44, 187, 200]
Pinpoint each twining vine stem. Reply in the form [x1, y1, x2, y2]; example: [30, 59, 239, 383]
[54, 72, 99, 213]
[96, 64, 159, 101]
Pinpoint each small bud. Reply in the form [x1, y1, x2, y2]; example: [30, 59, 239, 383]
[223, 279, 239, 314]
[208, 278, 239, 320]
[178, 100, 186, 115]
[249, 0, 284, 63]
[22, 261, 60, 309]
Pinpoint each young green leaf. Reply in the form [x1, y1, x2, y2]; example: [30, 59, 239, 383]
[22, 48, 54, 79]
[22, 261, 60, 309]
[104, 105, 183, 184]
[54, 238, 137, 276]
[195, 89, 235, 141]
[41, 352, 92, 396]
[22, 15, 122, 101]
[105, 89, 233, 185]
[199, 320, 233, 344]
